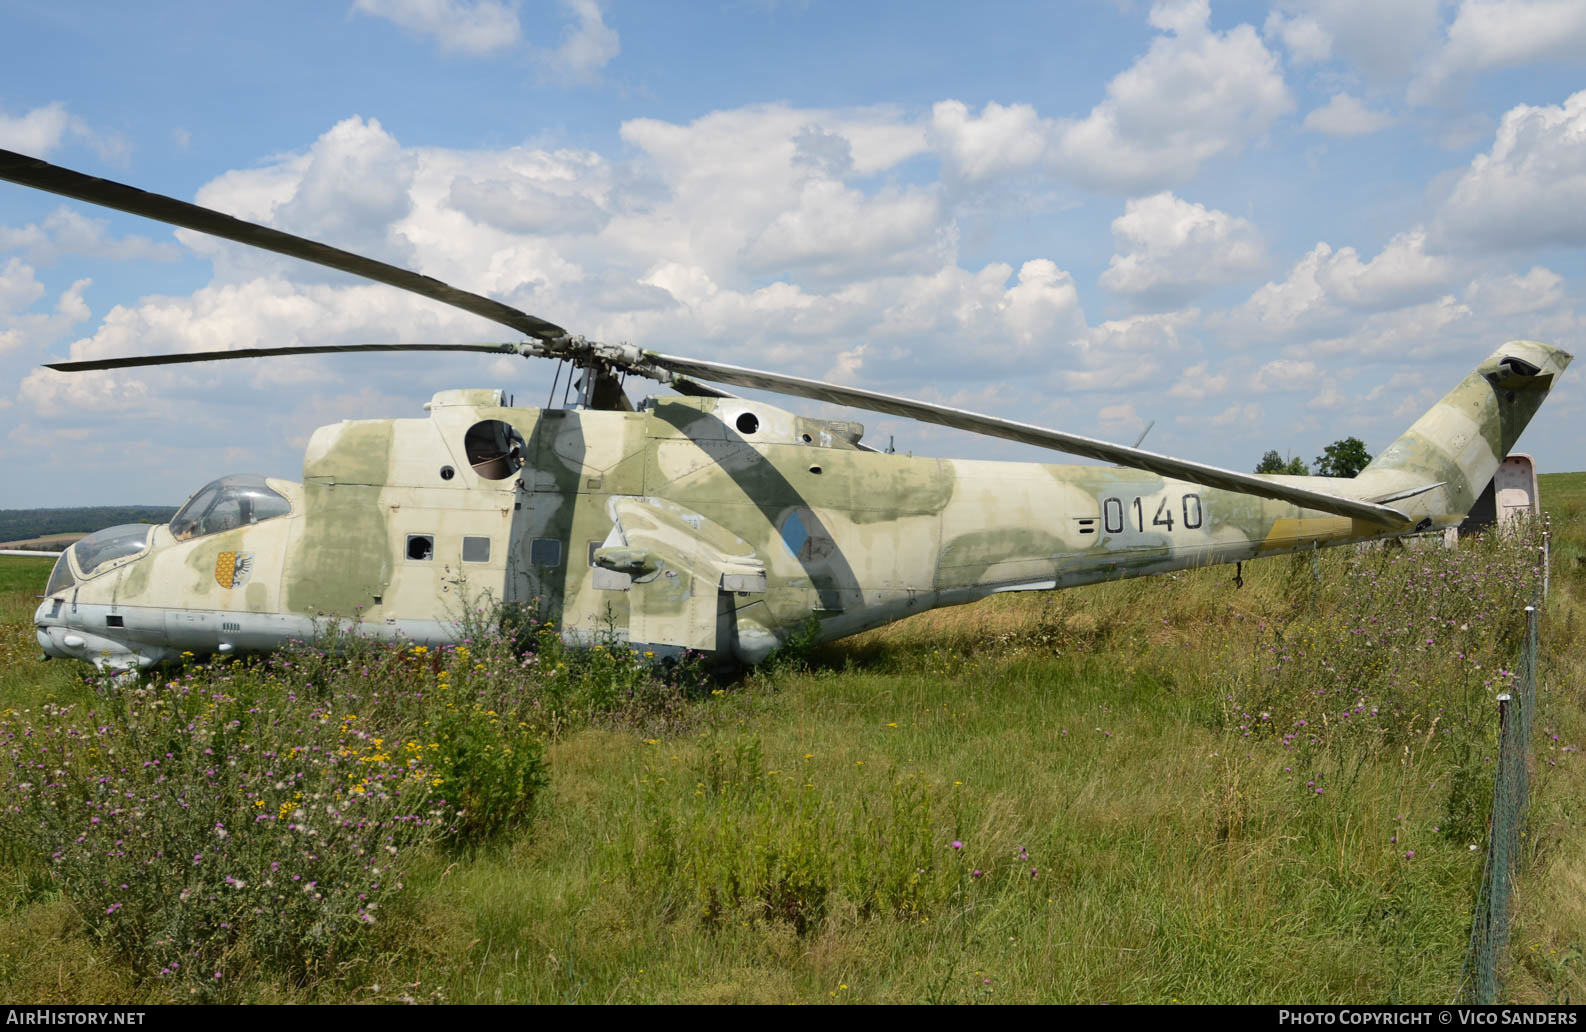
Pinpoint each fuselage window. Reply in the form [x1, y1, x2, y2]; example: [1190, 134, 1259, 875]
[463, 536, 491, 563]
[464, 419, 527, 480]
[407, 535, 435, 561]
[531, 538, 562, 567]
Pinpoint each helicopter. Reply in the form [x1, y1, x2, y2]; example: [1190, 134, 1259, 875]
[1, 147, 1572, 672]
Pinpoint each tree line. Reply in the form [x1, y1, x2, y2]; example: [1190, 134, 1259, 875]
[1255, 437, 1372, 478]
[0, 507, 178, 545]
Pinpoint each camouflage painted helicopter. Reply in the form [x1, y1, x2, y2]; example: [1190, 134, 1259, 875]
[2, 148, 1572, 672]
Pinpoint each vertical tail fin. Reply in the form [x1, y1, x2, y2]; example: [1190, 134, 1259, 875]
[1360, 340, 1572, 516]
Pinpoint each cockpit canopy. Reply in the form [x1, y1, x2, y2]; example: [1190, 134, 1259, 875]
[46, 523, 155, 593]
[169, 474, 291, 542]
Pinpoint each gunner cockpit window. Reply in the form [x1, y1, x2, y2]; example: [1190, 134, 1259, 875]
[170, 474, 291, 542]
[69, 524, 154, 579]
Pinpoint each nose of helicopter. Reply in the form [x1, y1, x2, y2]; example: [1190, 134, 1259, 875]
[35, 597, 77, 659]
[34, 596, 160, 670]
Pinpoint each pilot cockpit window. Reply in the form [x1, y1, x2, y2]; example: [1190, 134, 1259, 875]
[169, 474, 291, 542]
[70, 524, 154, 579]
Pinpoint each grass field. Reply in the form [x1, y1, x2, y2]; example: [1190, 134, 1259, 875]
[0, 533, 83, 550]
[0, 478, 1580, 1005]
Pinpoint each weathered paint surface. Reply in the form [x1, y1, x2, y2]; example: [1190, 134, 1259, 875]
[35, 341, 1573, 670]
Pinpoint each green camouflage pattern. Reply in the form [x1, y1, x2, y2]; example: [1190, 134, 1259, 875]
[34, 341, 1572, 669]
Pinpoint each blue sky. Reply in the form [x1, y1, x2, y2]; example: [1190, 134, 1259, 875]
[2, 0, 1584, 507]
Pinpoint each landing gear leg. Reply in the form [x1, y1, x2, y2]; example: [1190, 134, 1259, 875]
[1233, 561, 1244, 590]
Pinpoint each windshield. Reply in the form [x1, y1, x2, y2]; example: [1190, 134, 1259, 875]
[70, 524, 154, 578]
[45, 551, 75, 594]
[169, 474, 291, 542]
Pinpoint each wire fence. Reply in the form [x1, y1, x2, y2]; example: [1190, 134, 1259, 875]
[1461, 600, 1540, 1004]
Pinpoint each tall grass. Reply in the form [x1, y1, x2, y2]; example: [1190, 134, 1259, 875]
[0, 493, 1581, 1003]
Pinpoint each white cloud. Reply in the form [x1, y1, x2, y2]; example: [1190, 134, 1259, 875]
[1097, 402, 1144, 436]
[928, 100, 1049, 183]
[1435, 91, 1586, 250]
[1314, 229, 1457, 310]
[0, 102, 73, 156]
[352, 0, 619, 74]
[1216, 228, 1459, 341]
[1302, 93, 1397, 137]
[0, 101, 128, 163]
[352, 0, 522, 56]
[0, 259, 91, 356]
[1249, 358, 1320, 392]
[0, 259, 44, 317]
[1264, 0, 1444, 84]
[1211, 401, 1264, 426]
[446, 148, 612, 236]
[544, 0, 619, 76]
[1099, 192, 1265, 304]
[1411, 1, 1586, 104]
[1262, 11, 1332, 64]
[1168, 360, 1229, 400]
[927, 3, 1291, 194]
[1462, 266, 1563, 317]
[184, 117, 417, 279]
[1049, 0, 1293, 192]
[0, 206, 181, 266]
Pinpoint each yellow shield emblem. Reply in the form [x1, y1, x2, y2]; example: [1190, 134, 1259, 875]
[215, 551, 253, 589]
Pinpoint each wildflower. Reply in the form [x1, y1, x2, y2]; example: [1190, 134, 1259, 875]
[950, 840, 963, 850]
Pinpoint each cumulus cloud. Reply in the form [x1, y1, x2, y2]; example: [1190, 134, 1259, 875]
[544, 0, 619, 76]
[352, 0, 619, 74]
[928, 100, 1049, 183]
[0, 101, 128, 163]
[1050, 0, 1293, 192]
[1263, 0, 1444, 84]
[1099, 192, 1266, 305]
[1216, 228, 1460, 341]
[1249, 358, 1320, 393]
[1210, 401, 1264, 426]
[446, 148, 612, 236]
[1302, 93, 1397, 136]
[1262, 10, 1332, 64]
[183, 117, 418, 279]
[0, 259, 91, 356]
[1168, 360, 1229, 400]
[927, 3, 1290, 194]
[352, 0, 522, 56]
[0, 207, 182, 266]
[1411, 0, 1586, 104]
[1435, 92, 1586, 250]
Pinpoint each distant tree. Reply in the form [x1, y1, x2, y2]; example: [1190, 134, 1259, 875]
[1255, 450, 1309, 475]
[1313, 436, 1372, 478]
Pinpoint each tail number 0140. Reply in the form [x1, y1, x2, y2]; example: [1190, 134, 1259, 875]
[1098, 493, 1203, 534]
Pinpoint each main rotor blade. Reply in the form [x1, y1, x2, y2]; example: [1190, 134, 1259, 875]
[46, 342, 522, 372]
[644, 352, 1414, 527]
[0, 149, 566, 341]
